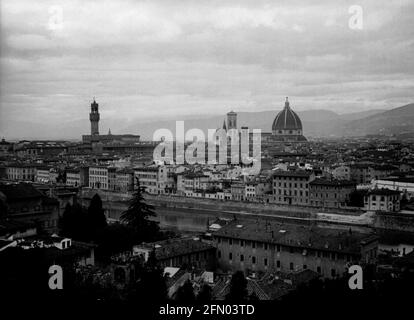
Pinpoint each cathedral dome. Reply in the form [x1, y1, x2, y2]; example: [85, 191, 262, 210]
[272, 97, 302, 131]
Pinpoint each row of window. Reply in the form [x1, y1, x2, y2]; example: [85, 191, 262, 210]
[274, 182, 308, 188]
[90, 169, 108, 175]
[220, 251, 338, 276]
[274, 176, 308, 181]
[273, 196, 309, 204]
[217, 239, 356, 261]
[275, 189, 308, 196]
[312, 192, 339, 199]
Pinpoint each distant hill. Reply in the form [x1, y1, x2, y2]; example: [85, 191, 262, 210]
[123, 108, 387, 139]
[342, 103, 414, 137]
[4, 104, 413, 140]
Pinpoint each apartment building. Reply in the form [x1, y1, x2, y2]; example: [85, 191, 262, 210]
[134, 165, 168, 194]
[6, 164, 37, 182]
[214, 220, 378, 279]
[309, 178, 356, 208]
[89, 166, 110, 190]
[271, 170, 315, 205]
[364, 188, 400, 212]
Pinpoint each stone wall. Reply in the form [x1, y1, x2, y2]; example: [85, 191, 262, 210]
[374, 212, 414, 232]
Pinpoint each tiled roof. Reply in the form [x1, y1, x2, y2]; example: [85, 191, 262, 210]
[139, 238, 215, 261]
[310, 178, 355, 187]
[272, 170, 312, 178]
[214, 220, 377, 254]
[0, 183, 44, 201]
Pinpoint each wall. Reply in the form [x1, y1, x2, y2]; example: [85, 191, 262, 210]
[374, 212, 414, 232]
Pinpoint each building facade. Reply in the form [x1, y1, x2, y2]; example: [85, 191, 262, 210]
[6, 164, 37, 182]
[271, 170, 314, 205]
[364, 189, 400, 212]
[309, 178, 356, 208]
[134, 165, 168, 194]
[89, 166, 110, 190]
[213, 220, 378, 279]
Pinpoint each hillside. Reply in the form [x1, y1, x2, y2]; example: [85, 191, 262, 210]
[342, 103, 414, 137]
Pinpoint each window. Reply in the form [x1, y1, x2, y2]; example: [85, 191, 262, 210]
[290, 262, 294, 270]
[229, 238, 233, 245]
[264, 243, 268, 250]
[264, 258, 268, 266]
[252, 241, 256, 249]
[252, 256, 256, 264]
[229, 253, 232, 260]
[277, 260, 281, 268]
[240, 240, 244, 247]
[303, 264, 307, 270]
[240, 254, 244, 262]
[218, 250, 221, 258]
[331, 269, 336, 277]
[317, 266, 321, 274]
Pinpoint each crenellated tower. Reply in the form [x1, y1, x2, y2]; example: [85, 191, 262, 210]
[90, 98, 100, 136]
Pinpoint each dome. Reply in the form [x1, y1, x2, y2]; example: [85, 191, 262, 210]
[272, 97, 302, 131]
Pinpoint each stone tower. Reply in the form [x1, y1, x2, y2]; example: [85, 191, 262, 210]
[227, 111, 237, 130]
[90, 99, 100, 136]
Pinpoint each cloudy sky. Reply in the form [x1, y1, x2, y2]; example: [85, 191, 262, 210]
[1, 0, 414, 139]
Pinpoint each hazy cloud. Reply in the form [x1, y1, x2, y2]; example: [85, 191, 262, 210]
[1, 0, 413, 138]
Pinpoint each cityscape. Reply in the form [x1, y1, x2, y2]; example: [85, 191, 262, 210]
[1, 0, 414, 316]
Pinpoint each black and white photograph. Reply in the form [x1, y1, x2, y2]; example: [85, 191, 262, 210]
[1, 0, 414, 316]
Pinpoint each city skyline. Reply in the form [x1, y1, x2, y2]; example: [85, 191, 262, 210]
[1, 0, 414, 139]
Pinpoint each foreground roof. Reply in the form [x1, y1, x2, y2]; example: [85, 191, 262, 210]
[214, 220, 378, 254]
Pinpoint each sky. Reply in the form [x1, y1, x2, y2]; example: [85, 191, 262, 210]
[1, 0, 414, 139]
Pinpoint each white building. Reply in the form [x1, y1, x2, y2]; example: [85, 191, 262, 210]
[364, 189, 400, 212]
[36, 167, 58, 184]
[66, 168, 81, 187]
[372, 177, 414, 200]
[89, 166, 109, 190]
[134, 165, 168, 194]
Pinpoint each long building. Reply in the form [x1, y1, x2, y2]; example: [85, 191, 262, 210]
[213, 220, 378, 279]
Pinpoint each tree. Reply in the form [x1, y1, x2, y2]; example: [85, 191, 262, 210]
[176, 280, 196, 302]
[87, 194, 107, 233]
[0, 196, 7, 217]
[226, 271, 248, 301]
[59, 203, 88, 240]
[120, 178, 159, 242]
[347, 190, 367, 207]
[249, 291, 259, 301]
[129, 250, 168, 303]
[197, 284, 212, 301]
[94, 223, 136, 260]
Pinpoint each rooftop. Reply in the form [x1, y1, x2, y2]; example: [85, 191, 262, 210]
[272, 170, 313, 178]
[0, 183, 44, 201]
[367, 188, 401, 196]
[310, 178, 356, 187]
[214, 220, 377, 254]
[137, 237, 215, 260]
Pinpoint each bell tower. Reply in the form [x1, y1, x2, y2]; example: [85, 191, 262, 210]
[90, 98, 100, 136]
[227, 111, 237, 130]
